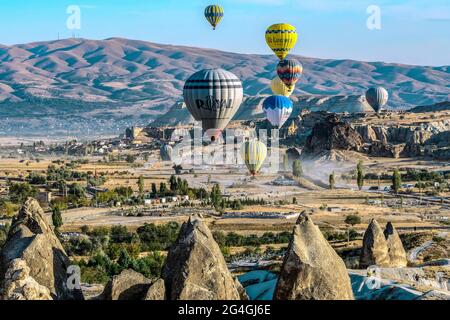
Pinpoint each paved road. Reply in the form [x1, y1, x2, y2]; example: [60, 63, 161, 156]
[409, 231, 449, 263]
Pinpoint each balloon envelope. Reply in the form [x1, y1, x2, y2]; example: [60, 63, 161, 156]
[160, 144, 173, 161]
[365, 87, 389, 113]
[277, 59, 303, 89]
[265, 23, 298, 60]
[263, 95, 293, 129]
[183, 68, 244, 140]
[270, 76, 294, 97]
[240, 140, 267, 176]
[205, 5, 224, 30]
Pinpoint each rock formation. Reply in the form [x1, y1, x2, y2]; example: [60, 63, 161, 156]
[359, 219, 390, 268]
[360, 220, 408, 268]
[274, 212, 354, 300]
[162, 215, 241, 300]
[302, 114, 364, 158]
[384, 222, 408, 267]
[0, 198, 83, 300]
[144, 279, 166, 300]
[102, 269, 153, 300]
[1, 259, 53, 300]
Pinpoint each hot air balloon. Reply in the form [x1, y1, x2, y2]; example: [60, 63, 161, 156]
[160, 144, 173, 162]
[365, 87, 389, 113]
[270, 76, 294, 97]
[183, 68, 243, 141]
[240, 140, 267, 176]
[265, 23, 298, 60]
[263, 95, 293, 129]
[205, 5, 224, 30]
[277, 59, 303, 89]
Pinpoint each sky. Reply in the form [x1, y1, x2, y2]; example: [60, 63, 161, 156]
[0, 0, 449, 66]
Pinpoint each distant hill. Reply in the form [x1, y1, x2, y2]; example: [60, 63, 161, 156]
[0, 37, 449, 137]
[410, 101, 450, 113]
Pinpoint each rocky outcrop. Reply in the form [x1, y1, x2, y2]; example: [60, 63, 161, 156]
[360, 220, 408, 268]
[234, 278, 249, 301]
[384, 222, 408, 267]
[302, 114, 364, 159]
[0, 198, 83, 300]
[144, 279, 166, 300]
[102, 269, 152, 300]
[354, 119, 450, 159]
[162, 215, 241, 300]
[274, 212, 354, 300]
[359, 219, 390, 268]
[1, 259, 53, 300]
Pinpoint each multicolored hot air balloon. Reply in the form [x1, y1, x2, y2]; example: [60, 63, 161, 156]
[265, 23, 298, 60]
[240, 140, 267, 176]
[205, 5, 224, 30]
[365, 87, 389, 113]
[160, 144, 173, 162]
[277, 59, 303, 89]
[183, 68, 243, 141]
[270, 76, 294, 97]
[263, 95, 293, 129]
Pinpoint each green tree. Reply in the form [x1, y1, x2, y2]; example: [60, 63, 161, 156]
[125, 154, 136, 164]
[292, 160, 303, 178]
[210, 184, 222, 209]
[392, 169, 402, 194]
[138, 176, 145, 196]
[329, 173, 336, 190]
[9, 183, 38, 204]
[159, 182, 167, 195]
[151, 183, 157, 196]
[357, 161, 364, 191]
[344, 214, 361, 226]
[169, 175, 178, 192]
[51, 206, 63, 230]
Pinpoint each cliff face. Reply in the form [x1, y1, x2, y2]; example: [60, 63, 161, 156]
[354, 119, 450, 159]
[294, 110, 450, 160]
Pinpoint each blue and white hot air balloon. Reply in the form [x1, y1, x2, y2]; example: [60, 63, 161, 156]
[263, 95, 293, 129]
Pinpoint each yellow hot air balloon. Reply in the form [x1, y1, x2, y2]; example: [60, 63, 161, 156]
[265, 23, 298, 60]
[205, 5, 224, 30]
[240, 140, 267, 176]
[271, 76, 295, 97]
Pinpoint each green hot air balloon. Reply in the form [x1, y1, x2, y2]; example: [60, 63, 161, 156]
[366, 87, 389, 113]
[183, 68, 244, 141]
[240, 140, 267, 176]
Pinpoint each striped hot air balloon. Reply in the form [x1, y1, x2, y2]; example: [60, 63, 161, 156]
[263, 95, 293, 129]
[183, 68, 243, 141]
[240, 140, 267, 176]
[265, 23, 298, 60]
[270, 76, 294, 97]
[277, 59, 303, 89]
[205, 5, 224, 30]
[365, 87, 389, 113]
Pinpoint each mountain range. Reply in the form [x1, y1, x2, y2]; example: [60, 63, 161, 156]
[0, 37, 449, 138]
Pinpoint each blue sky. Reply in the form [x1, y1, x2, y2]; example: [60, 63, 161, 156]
[0, 0, 449, 66]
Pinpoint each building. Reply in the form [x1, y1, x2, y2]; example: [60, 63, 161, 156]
[36, 191, 52, 204]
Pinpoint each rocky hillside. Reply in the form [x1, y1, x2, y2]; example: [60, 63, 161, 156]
[0, 37, 449, 137]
